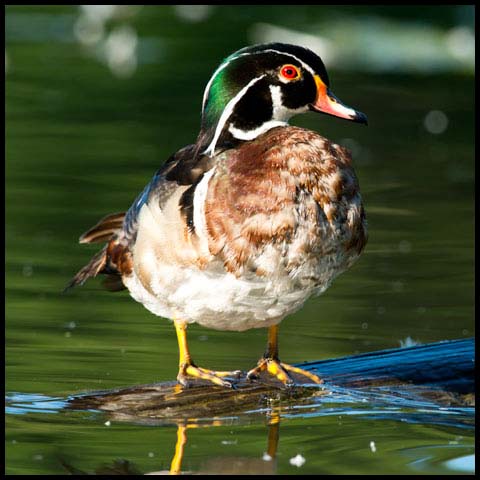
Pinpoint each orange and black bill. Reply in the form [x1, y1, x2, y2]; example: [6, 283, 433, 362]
[310, 75, 367, 125]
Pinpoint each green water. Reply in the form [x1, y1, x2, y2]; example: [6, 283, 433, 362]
[6, 5, 474, 475]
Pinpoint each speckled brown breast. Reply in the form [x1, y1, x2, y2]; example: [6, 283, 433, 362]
[203, 126, 367, 281]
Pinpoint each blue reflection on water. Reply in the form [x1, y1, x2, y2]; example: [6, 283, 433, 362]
[6, 392, 68, 415]
[443, 453, 475, 473]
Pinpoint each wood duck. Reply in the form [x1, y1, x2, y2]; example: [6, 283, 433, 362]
[67, 43, 368, 388]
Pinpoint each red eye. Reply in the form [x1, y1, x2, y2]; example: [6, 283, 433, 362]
[280, 64, 300, 80]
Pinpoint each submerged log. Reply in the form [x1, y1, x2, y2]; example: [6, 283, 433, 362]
[302, 337, 474, 392]
[68, 338, 474, 421]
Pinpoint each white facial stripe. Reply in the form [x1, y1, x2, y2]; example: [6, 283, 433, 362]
[203, 74, 266, 157]
[260, 48, 316, 76]
[201, 48, 317, 114]
[202, 59, 233, 113]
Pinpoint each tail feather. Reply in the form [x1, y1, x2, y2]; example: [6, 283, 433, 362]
[65, 211, 130, 293]
[63, 247, 107, 293]
[79, 212, 125, 244]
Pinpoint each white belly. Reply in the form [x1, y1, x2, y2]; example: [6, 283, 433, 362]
[122, 258, 320, 332]
[122, 227, 353, 332]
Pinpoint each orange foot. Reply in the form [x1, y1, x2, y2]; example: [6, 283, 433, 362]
[247, 357, 323, 386]
[177, 362, 243, 388]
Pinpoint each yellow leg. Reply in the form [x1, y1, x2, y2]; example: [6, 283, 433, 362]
[174, 320, 241, 388]
[170, 425, 187, 475]
[266, 411, 280, 459]
[247, 325, 323, 386]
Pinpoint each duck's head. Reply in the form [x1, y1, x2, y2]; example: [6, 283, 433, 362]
[199, 42, 367, 157]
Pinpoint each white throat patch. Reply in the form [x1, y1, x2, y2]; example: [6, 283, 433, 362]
[269, 85, 309, 121]
[227, 85, 307, 143]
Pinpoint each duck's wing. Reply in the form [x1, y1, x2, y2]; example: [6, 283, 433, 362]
[122, 144, 214, 245]
[65, 144, 213, 292]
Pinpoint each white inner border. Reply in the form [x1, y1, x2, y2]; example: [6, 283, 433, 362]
[202, 74, 266, 157]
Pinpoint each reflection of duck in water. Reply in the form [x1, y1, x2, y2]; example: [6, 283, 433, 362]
[60, 414, 282, 475]
[67, 43, 367, 388]
[167, 415, 280, 475]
